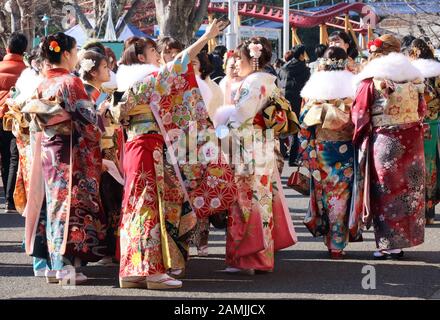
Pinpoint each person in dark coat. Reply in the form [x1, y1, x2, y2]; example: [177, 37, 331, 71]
[0, 32, 27, 212]
[279, 44, 310, 166]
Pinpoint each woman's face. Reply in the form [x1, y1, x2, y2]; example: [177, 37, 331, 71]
[235, 53, 252, 78]
[91, 59, 111, 84]
[192, 57, 201, 76]
[225, 57, 237, 77]
[64, 46, 79, 72]
[145, 44, 161, 67]
[329, 36, 349, 53]
[161, 47, 181, 64]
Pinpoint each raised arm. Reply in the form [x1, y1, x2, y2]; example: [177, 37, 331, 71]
[175, 19, 227, 62]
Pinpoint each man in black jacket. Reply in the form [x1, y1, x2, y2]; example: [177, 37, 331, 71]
[279, 45, 310, 166]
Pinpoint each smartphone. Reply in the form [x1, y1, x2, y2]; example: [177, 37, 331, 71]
[218, 16, 231, 31]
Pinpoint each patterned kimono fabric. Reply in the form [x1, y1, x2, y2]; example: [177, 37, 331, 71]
[411, 59, 440, 221]
[3, 69, 51, 270]
[351, 53, 426, 250]
[114, 56, 226, 279]
[215, 72, 297, 271]
[297, 69, 356, 251]
[23, 68, 107, 270]
[84, 83, 123, 258]
[422, 77, 440, 220]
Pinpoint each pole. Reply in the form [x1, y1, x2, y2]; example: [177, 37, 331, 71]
[283, 0, 290, 54]
[226, 0, 237, 50]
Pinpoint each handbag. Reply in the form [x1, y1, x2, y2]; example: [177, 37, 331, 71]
[287, 164, 310, 196]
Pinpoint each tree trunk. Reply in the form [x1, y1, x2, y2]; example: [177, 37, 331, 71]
[8, 0, 21, 32]
[154, 0, 209, 46]
[16, 0, 35, 51]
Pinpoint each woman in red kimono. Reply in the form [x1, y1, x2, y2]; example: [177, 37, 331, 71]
[22, 33, 107, 284]
[113, 20, 230, 289]
[350, 34, 426, 259]
[80, 49, 123, 266]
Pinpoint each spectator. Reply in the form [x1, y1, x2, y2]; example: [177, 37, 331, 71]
[210, 45, 227, 84]
[0, 32, 28, 213]
[308, 44, 327, 74]
[279, 44, 311, 166]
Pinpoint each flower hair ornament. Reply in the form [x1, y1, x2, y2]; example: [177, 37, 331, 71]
[318, 58, 348, 71]
[368, 38, 383, 53]
[49, 40, 61, 53]
[79, 59, 96, 74]
[248, 42, 263, 71]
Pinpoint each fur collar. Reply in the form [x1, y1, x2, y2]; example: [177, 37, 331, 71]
[116, 63, 160, 92]
[356, 52, 423, 84]
[14, 68, 42, 105]
[301, 70, 355, 100]
[411, 58, 440, 78]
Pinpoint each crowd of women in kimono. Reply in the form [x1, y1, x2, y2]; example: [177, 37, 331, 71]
[3, 18, 438, 289]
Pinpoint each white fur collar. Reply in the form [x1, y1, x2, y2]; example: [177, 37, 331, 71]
[356, 52, 423, 84]
[14, 68, 42, 105]
[301, 70, 355, 100]
[411, 58, 440, 78]
[116, 64, 160, 92]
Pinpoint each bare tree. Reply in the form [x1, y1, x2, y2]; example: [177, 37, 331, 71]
[154, 0, 209, 45]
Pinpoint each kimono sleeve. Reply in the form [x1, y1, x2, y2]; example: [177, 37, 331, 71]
[230, 77, 275, 127]
[111, 85, 139, 125]
[352, 79, 375, 146]
[61, 76, 104, 132]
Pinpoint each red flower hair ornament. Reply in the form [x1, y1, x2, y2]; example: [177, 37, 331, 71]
[368, 38, 383, 52]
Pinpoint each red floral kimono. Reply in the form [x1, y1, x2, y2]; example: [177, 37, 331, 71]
[22, 68, 107, 270]
[114, 55, 237, 278]
[350, 53, 426, 250]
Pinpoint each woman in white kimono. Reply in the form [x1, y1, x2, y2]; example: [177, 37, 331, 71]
[214, 37, 297, 274]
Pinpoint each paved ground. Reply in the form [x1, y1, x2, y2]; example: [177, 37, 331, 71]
[0, 164, 439, 300]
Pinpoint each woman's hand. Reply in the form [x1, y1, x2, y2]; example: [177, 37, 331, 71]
[204, 19, 228, 40]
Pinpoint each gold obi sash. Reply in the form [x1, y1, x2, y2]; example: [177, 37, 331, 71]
[2, 100, 29, 136]
[302, 99, 354, 141]
[126, 104, 160, 140]
[371, 79, 424, 127]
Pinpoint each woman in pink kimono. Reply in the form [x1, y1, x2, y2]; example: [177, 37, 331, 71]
[214, 37, 297, 274]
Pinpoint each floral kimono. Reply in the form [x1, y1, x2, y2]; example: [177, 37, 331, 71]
[411, 59, 440, 220]
[22, 68, 107, 270]
[84, 83, 123, 257]
[214, 72, 297, 271]
[350, 53, 426, 250]
[114, 55, 235, 278]
[298, 70, 356, 250]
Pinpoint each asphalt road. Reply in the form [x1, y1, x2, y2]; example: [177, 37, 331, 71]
[0, 164, 439, 300]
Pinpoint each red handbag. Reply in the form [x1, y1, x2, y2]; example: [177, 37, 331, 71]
[287, 165, 310, 196]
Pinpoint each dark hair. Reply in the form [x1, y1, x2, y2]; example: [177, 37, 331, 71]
[213, 45, 227, 58]
[157, 36, 184, 54]
[24, 47, 44, 74]
[409, 38, 435, 60]
[8, 32, 28, 55]
[274, 58, 285, 68]
[196, 51, 214, 80]
[82, 41, 106, 55]
[41, 32, 77, 64]
[329, 31, 359, 60]
[120, 37, 156, 66]
[236, 37, 272, 69]
[79, 50, 108, 81]
[292, 44, 306, 60]
[401, 35, 417, 53]
[315, 44, 327, 59]
[321, 46, 348, 71]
